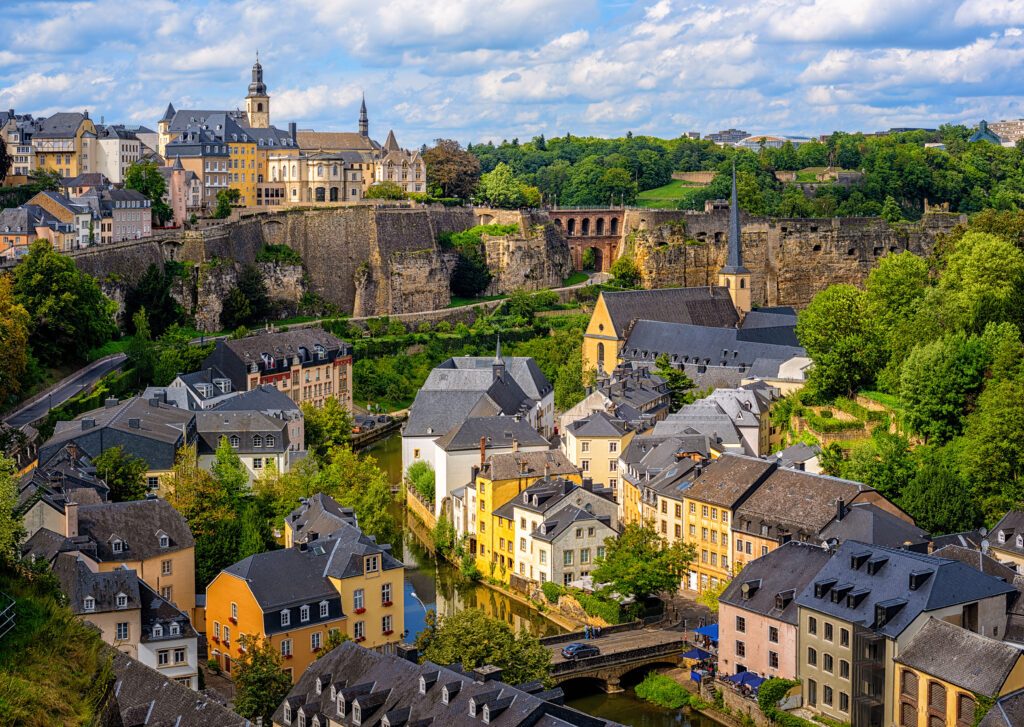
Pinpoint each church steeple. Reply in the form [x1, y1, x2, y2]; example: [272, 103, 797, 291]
[245, 52, 270, 128]
[359, 93, 369, 138]
[718, 162, 751, 315]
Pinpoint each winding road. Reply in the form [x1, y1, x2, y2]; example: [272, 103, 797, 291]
[3, 354, 127, 428]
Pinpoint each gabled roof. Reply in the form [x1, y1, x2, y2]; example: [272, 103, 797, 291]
[78, 498, 194, 562]
[404, 390, 500, 438]
[991, 511, 1024, 555]
[981, 689, 1024, 727]
[568, 410, 630, 438]
[532, 505, 615, 543]
[683, 453, 776, 509]
[433, 416, 548, 453]
[35, 112, 89, 139]
[819, 502, 929, 550]
[599, 287, 739, 335]
[286, 493, 358, 545]
[493, 477, 609, 520]
[54, 552, 142, 614]
[621, 320, 805, 371]
[479, 450, 577, 482]
[896, 618, 1022, 696]
[383, 129, 400, 152]
[295, 130, 379, 152]
[720, 541, 832, 624]
[931, 544, 1017, 581]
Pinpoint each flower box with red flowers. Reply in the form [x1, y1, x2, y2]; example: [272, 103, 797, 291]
[382, 601, 393, 607]
[383, 630, 394, 636]
[354, 636, 365, 643]
[354, 607, 366, 614]
[211, 636, 220, 643]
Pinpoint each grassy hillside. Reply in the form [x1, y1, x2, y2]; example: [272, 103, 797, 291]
[636, 180, 706, 209]
[0, 566, 114, 726]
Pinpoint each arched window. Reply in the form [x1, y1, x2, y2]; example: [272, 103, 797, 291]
[317, 165, 323, 178]
[253, 434, 263, 448]
[610, 218, 618, 234]
[740, 278, 746, 289]
[582, 218, 590, 236]
[257, 102, 264, 112]
[597, 342, 605, 368]
[567, 219, 576, 236]
[229, 435, 240, 448]
[596, 218, 605, 235]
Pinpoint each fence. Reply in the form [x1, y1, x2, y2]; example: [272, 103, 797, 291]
[0, 591, 16, 640]
[548, 638, 687, 676]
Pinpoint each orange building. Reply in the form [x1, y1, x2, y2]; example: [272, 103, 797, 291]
[206, 515, 403, 682]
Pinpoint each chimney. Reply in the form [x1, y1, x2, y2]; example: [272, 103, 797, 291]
[65, 501, 79, 538]
[104, 397, 119, 408]
[473, 665, 503, 683]
[82, 418, 96, 430]
[582, 477, 593, 492]
[512, 438, 519, 453]
[396, 643, 419, 663]
[480, 436, 487, 466]
[836, 498, 847, 522]
[288, 122, 297, 143]
[544, 462, 550, 479]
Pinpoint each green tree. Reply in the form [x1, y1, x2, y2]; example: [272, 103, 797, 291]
[796, 284, 884, 399]
[238, 500, 272, 560]
[365, 181, 406, 200]
[213, 188, 241, 219]
[315, 447, 397, 547]
[406, 461, 435, 503]
[126, 308, 156, 384]
[654, 353, 695, 409]
[591, 523, 695, 601]
[415, 609, 550, 685]
[233, 635, 293, 725]
[93, 446, 148, 502]
[450, 246, 492, 298]
[842, 429, 915, 501]
[0, 455, 23, 564]
[220, 288, 252, 330]
[864, 252, 931, 335]
[609, 255, 641, 288]
[12, 241, 117, 365]
[477, 163, 528, 209]
[696, 577, 730, 614]
[211, 436, 248, 504]
[302, 399, 353, 461]
[899, 446, 981, 535]
[939, 231, 1024, 333]
[221, 265, 271, 330]
[151, 324, 214, 387]
[0, 137, 10, 184]
[124, 160, 172, 225]
[124, 263, 183, 336]
[0, 275, 30, 406]
[959, 376, 1024, 520]
[423, 139, 480, 199]
[881, 195, 904, 223]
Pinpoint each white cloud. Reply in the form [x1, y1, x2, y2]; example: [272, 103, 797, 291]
[955, 0, 1024, 26]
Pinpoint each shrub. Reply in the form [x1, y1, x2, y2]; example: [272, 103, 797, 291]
[255, 244, 302, 265]
[572, 589, 622, 624]
[806, 411, 864, 433]
[406, 461, 436, 503]
[541, 581, 564, 603]
[635, 673, 691, 709]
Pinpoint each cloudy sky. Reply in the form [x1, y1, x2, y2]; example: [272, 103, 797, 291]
[1, 0, 1022, 147]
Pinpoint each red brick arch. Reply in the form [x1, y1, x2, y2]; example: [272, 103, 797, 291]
[548, 209, 625, 272]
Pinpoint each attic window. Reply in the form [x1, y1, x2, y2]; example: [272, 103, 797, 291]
[1017, 535, 1023, 548]
[284, 704, 292, 724]
[153, 623, 163, 637]
[999, 530, 1006, 543]
[170, 623, 180, 635]
[159, 534, 169, 548]
[83, 596, 95, 611]
[112, 539, 124, 554]
[116, 593, 128, 609]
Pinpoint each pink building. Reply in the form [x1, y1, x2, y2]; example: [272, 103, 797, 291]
[718, 541, 831, 680]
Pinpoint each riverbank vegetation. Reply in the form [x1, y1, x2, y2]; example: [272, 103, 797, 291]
[797, 213, 1024, 532]
[634, 672, 708, 710]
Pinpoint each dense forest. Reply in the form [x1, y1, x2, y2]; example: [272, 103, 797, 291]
[793, 209, 1024, 535]
[454, 125, 1024, 219]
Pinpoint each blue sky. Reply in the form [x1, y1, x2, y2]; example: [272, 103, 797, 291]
[2, 0, 1023, 148]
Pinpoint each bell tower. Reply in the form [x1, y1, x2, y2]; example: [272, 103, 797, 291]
[718, 162, 751, 315]
[245, 52, 270, 128]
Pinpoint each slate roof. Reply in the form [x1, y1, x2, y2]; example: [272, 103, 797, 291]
[532, 505, 615, 543]
[479, 450, 577, 482]
[600, 287, 739, 335]
[203, 328, 351, 391]
[720, 541, 832, 624]
[295, 130, 380, 152]
[320, 523, 404, 580]
[18, 443, 109, 513]
[78, 498, 195, 562]
[434, 354, 551, 400]
[404, 390, 501, 438]
[734, 468, 874, 541]
[774, 442, 820, 469]
[195, 410, 288, 455]
[652, 399, 747, 451]
[433, 417, 549, 453]
[286, 493, 358, 545]
[271, 640, 622, 727]
[991, 511, 1024, 556]
[930, 529, 986, 551]
[931, 544, 1018, 581]
[819, 502, 929, 550]
[35, 112, 90, 138]
[138, 580, 197, 643]
[642, 457, 698, 500]
[795, 540, 1018, 640]
[896, 618, 1022, 696]
[684, 453, 776, 509]
[111, 650, 250, 727]
[620, 435, 711, 489]
[568, 410, 631, 438]
[54, 552, 142, 614]
[980, 689, 1024, 727]
[621, 320, 805, 371]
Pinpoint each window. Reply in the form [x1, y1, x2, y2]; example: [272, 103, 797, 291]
[690, 502, 696, 513]
[823, 685, 833, 706]
[161, 559, 172, 576]
[808, 647, 817, 666]
[365, 555, 379, 573]
[214, 622, 220, 639]
[807, 679, 817, 706]
[520, 537, 526, 552]
[266, 435, 275, 447]
[229, 435, 240, 448]
[540, 550, 547, 565]
[576, 527, 584, 538]
[116, 622, 129, 641]
[116, 593, 128, 609]
[564, 550, 574, 566]
[769, 650, 779, 668]
[300, 605, 310, 622]
[840, 692, 849, 713]
[253, 434, 263, 448]
[702, 527, 709, 541]
[223, 626, 230, 644]
[958, 694, 976, 726]
[702, 505, 709, 517]
[581, 460, 590, 471]
[84, 596, 95, 611]
[609, 441, 618, 453]
[311, 631, 322, 651]
[320, 601, 329, 618]
[597, 546, 605, 559]
[840, 628, 850, 647]
[231, 602, 238, 620]
[840, 660, 850, 679]
[711, 507, 718, 520]
[382, 614, 393, 633]
[174, 647, 186, 663]
[158, 650, 170, 666]
[823, 653, 834, 673]
[281, 639, 292, 657]
[581, 548, 591, 564]
[170, 623, 180, 636]
[824, 622, 833, 641]
[382, 583, 392, 604]
[581, 440, 590, 452]
[159, 534, 169, 548]
[281, 609, 291, 627]
[690, 525, 697, 537]
[736, 616, 746, 633]
[354, 621, 365, 640]
[253, 457, 263, 470]
[354, 589, 364, 610]
[112, 539, 124, 554]
[808, 616, 817, 635]
[735, 640, 746, 657]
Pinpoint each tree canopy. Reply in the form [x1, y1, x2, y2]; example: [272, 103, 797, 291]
[233, 635, 293, 724]
[124, 161, 171, 225]
[423, 139, 481, 199]
[591, 523, 695, 601]
[0, 275, 30, 406]
[93, 446, 148, 502]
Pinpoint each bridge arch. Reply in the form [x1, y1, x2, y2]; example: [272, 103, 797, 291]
[596, 217, 605, 235]
[581, 218, 590, 236]
[610, 217, 618, 235]
[617, 661, 680, 686]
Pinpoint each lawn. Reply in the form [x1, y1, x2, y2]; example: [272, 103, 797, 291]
[447, 293, 507, 308]
[636, 180, 705, 209]
[561, 272, 589, 286]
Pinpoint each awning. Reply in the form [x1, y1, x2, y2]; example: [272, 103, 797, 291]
[694, 624, 719, 640]
[725, 672, 766, 690]
[682, 647, 712, 660]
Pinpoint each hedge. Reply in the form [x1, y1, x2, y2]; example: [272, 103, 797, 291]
[805, 411, 864, 433]
[758, 678, 818, 727]
[542, 581, 564, 603]
[635, 673, 692, 709]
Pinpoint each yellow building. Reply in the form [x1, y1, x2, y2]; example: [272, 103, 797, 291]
[682, 454, 775, 592]
[718, 164, 751, 315]
[989, 511, 1024, 573]
[894, 618, 1024, 727]
[563, 410, 633, 497]
[470, 450, 580, 584]
[206, 518, 403, 683]
[30, 112, 98, 178]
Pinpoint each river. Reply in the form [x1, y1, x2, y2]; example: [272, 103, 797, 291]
[362, 433, 725, 727]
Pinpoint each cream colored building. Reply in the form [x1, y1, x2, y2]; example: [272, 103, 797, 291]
[563, 410, 634, 496]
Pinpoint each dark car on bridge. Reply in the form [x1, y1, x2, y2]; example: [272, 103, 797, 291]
[561, 643, 601, 660]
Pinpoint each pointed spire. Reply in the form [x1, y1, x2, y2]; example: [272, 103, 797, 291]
[161, 102, 175, 122]
[383, 129, 399, 152]
[359, 94, 369, 138]
[495, 335, 502, 363]
[722, 161, 749, 273]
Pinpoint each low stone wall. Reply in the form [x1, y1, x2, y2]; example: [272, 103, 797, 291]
[700, 680, 772, 727]
[672, 171, 716, 184]
[405, 489, 437, 531]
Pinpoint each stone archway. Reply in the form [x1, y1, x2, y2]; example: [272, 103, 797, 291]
[582, 218, 591, 236]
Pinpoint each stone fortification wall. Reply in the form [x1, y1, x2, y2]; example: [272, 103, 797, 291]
[626, 209, 963, 308]
[483, 210, 572, 294]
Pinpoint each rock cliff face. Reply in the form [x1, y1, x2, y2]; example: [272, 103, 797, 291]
[625, 210, 963, 308]
[482, 210, 572, 295]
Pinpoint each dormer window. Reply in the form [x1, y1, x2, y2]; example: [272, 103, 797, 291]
[281, 609, 290, 627]
[365, 555, 379, 573]
[999, 530, 1007, 544]
[266, 435, 275, 448]
[116, 593, 128, 609]
[320, 601, 329, 618]
[112, 539, 124, 554]
[254, 434, 263, 448]
[284, 703, 292, 724]
[1017, 535, 1023, 549]
[229, 435, 240, 448]
[297, 712, 306, 727]
[153, 623, 163, 637]
[159, 534, 169, 548]
[312, 717, 320, 727]
[83, 596, 95, 611]
[170, 622, 180, 635]
[300, 605, 310, 622]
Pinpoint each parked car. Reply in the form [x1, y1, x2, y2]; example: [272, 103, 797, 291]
[561, 643, 600, 660]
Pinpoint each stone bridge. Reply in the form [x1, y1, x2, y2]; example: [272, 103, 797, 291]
[547, 209, 625, 272]
[545, 625, 689, 693]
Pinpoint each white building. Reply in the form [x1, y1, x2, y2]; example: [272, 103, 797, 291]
[95, 125, 143, 184]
